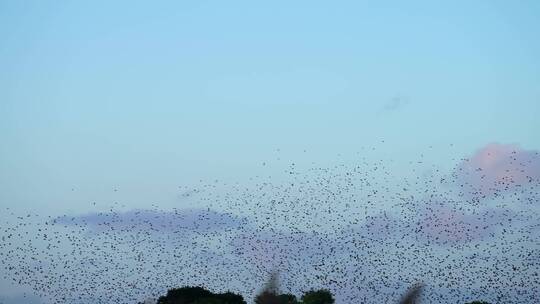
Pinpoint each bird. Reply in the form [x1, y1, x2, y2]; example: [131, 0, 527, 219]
[0, 147, 538, 303]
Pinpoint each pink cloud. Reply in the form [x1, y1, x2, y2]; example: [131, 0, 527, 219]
[454, 143, 540, 200]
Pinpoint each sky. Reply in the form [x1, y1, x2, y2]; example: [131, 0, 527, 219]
[0, 1, 539, 303]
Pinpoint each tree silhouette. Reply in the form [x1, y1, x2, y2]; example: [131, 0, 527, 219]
[253, 271, 301, 304]
[254, 291, 281, 304]
[146, 283, 494, 304]
[214, 291, 246, 304]
[300, 289, 334, 304]
[156, 286, 245, 304]
[278, 293, 298, 304]
[254, 291, 299, 304]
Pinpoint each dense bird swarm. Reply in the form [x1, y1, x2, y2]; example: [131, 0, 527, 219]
[1, 147, 539, 304]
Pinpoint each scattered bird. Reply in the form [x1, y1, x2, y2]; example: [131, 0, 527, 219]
[0, 148, 538, 304]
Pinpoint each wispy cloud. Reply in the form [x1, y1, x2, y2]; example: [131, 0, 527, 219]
[0, 293, 42, 304]
[55, 208, 249, 233]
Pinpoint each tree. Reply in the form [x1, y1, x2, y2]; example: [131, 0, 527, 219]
[300, 289, 334, 304]
[254, 291, 281, 304]
[254, 291, 298, 304]
[158, 286, 212, 304]
[156, 286, 245, 304]
[277, 293, 298, 304]
[193, 298, 224, 304]
[214, 291, 246, 304]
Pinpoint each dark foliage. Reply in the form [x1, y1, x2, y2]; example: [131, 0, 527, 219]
[156, 286, 246, 304]
[300, 289, 334, 304]
[254, 291, 298, 304]
[278, 293, 299, 304]
[150, 284, 489, 304]
[254, 291, 281, 304]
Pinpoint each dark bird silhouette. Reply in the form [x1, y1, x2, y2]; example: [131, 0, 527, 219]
[398, 284, 423, 304]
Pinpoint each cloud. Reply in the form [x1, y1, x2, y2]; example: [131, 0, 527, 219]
[454, 143, 540, 200]
[416, 205, 496, 244]
[5, 203, 538, 303]
[0, 293, 42, 304]
[350, 201, 522, 245]
[54, 208, 249, 233]
[356, 211, 404, 240]
[230, 229, 338, 271]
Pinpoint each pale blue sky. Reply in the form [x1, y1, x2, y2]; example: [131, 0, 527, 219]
[1, 2, 540, 303]
[1, 0, 539, 214]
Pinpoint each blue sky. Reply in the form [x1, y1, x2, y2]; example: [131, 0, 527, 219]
[0, 1, 539, 303]
[1, 1, 539, 214]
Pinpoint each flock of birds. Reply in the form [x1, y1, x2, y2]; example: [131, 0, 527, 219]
[0, 150, 539, 304]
